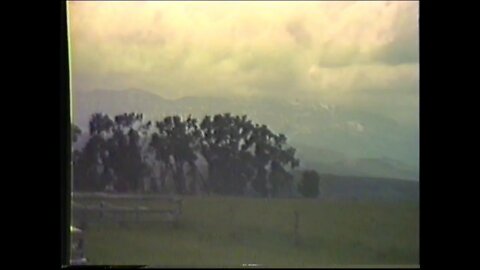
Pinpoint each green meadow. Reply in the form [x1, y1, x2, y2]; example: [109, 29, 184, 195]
[75, 196, 419, 267]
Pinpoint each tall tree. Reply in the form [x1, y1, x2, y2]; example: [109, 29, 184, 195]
[150, 115, 199, 194]
[106, 113, 149, 192]
[73, 113, 150, 192]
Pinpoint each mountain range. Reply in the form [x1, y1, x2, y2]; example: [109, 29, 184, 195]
[72, 89, 419, 181]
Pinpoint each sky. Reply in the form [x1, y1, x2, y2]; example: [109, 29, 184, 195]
[68, 1, 418, 128]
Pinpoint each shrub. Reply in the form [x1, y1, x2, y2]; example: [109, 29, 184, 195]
[298, 170, 320, 198]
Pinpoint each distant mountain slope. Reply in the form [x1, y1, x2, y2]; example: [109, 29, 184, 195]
[302, 157, 418, 181]
[72, 89, 419, 180]
[291, 172, 419, 202]
[319, 174, 419, 202]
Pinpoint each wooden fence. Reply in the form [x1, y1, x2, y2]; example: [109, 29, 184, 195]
[71, 192, 183, 226]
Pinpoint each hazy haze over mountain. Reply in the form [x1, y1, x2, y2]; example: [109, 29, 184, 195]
[72, 89, 419, 180]
[68, 1, 419, 180]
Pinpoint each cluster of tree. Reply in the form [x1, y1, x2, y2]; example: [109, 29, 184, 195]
[72, 112, 320, 198]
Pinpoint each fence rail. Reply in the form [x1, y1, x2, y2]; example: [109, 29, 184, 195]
[72, 192, 182, 202]
[72, 192, 183, 225]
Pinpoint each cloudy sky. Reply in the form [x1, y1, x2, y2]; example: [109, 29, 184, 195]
[68, 1, 418, 127]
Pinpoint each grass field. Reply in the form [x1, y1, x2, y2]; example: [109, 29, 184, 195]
[74, 196, 419, 267]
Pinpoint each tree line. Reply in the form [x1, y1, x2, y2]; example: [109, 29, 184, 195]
[72, 112, 320, 198]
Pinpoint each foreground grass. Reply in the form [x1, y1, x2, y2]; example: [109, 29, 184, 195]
[76, 196, 419, 267]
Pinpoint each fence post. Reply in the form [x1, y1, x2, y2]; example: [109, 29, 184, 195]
[228, 205, 237, 240]
[293, 210, 300, 246]
[135, 206, 139, 223]
[177, 199, 183, 215]
[99, 201, 104, 220]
